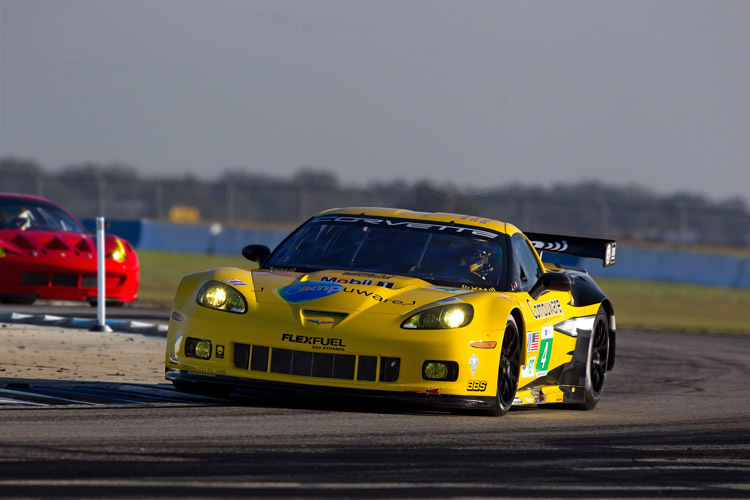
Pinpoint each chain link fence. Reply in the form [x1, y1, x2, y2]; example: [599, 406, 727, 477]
[2, 167, 749, 247]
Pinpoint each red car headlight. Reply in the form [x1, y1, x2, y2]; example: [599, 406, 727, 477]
[108, 238, 127, 263]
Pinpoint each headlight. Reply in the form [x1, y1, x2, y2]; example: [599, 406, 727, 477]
[108, 238, 127, 263]
[401, 304, 473, 329]
[0, 246, 5, 258]
[185, 337, 212, 359]
[197, 281, 247, 313]
[423, 361, 459, 381]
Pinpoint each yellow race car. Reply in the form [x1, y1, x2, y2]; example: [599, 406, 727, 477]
[165, 208, 616, 416]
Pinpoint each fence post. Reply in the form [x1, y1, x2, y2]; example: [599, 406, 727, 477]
[90, 217, 112, 332]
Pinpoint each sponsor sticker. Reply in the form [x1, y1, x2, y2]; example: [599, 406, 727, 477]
[526, 298, 563, 320]
[466, 380, 487, 392]
[315, 215, 500, 239]
[527, 331, 540, 352]
[535, 326, 554, 376]
[278, 281, 343, 303]
[469, 353, 479, 376]
[522, 357, 536, 378]
[223, 278, 248, 286]
[321, 276, 394, 288]
[281, 333, 346, 351]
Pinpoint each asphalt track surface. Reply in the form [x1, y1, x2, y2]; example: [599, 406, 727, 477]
[0, 306, 749, 499]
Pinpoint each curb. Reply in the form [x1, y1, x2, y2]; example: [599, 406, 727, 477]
[0, 312, 168, 336]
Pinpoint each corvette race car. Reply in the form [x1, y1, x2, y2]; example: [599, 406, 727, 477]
[165, 207, 616, 415]
[0, 193, 139, 305]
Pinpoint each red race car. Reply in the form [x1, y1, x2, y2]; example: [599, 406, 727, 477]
[0, 193, 139, 305]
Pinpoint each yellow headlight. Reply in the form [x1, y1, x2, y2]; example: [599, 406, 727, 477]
[424, 362, 449, 379]
[401, 304, 473, 330]
[203, 285, 227, 308]
[441, 307, 466, 328]
[197, 281, 247, 313]
[185, 337, 212, 359]
[422, 361, 459, 381]
[0, 247, 5, 258]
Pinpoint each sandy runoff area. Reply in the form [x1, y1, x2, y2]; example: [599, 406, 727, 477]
[0, 323, 166, 385]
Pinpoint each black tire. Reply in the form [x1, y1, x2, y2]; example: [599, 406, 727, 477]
[575, 306, 610, 410]
[485, 315, 521, 416]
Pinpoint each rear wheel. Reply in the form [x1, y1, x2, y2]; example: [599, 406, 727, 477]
[575, 306, 609, 410]
[486, 315, 521, 416]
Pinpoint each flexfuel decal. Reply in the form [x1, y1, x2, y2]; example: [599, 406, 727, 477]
[278, 281, 343, 303]
[281, 333, 346, 351]
[526, 298, 563, 320]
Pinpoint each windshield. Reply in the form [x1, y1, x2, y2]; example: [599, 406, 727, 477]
[266, 216, 506, 289]
[0, 199, 86, 232]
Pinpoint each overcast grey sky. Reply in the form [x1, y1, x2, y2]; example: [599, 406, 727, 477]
[1, 0, 749, 202]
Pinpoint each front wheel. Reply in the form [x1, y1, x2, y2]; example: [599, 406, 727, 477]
[485, 315, 521, 416]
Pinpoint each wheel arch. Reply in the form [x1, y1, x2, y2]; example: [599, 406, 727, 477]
[599, 298, 616, 371]
[509, 307, 525, 345]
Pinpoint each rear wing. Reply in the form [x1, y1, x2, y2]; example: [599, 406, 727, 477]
[524, 232, 617, 268]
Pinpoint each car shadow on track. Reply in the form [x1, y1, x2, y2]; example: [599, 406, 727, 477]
[0, 377, 553, 418]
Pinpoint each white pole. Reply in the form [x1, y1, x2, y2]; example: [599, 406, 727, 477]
[91, 217, 112, 332]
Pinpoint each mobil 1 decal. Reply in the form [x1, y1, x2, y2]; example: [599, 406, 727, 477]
[534, 326, 554, 377]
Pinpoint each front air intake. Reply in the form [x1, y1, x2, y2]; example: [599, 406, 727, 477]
[233, 343, 398, 383]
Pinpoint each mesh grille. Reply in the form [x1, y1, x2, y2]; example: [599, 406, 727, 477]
[357, 356, 377, 381]
[250, 345, 269, 372]
[233, 343, 251, 369]
[233, 344, 396, 383]
[81, 275, 97, 288]
[270, 348, 294, 374]
[380, 357, 401, 382]
[271, 349, 356, 380]
[332, 354, 355, 380]
[311, 352, 334, 378]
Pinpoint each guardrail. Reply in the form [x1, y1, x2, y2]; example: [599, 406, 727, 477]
[86, 219, 750, 289]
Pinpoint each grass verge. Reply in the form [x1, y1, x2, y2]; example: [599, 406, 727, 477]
[137, 250, 253, 306]
[596, 277, 750, 334]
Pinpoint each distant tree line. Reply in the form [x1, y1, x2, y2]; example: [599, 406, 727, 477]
[2, 157, 749, 247]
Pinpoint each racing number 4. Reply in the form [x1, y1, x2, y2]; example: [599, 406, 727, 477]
[534, 327, 554, 376]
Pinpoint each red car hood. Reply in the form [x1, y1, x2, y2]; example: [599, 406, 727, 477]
[0, 228, 97, 256]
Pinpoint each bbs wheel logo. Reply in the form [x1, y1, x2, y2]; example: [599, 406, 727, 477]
[467, 380, 487, 392]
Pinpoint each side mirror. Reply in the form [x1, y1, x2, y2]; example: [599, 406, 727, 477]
[528, 272, 574, 300]
[242, 244, 271, 265]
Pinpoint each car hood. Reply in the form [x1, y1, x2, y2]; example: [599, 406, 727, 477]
[0, 228, 96, 257]
[248, 268, 474, 316]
